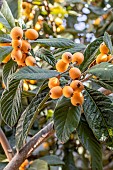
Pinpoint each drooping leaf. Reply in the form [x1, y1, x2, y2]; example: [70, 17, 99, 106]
[0, 31, 11, 42]
[54, 97, 81, 142]
[91, 78, 113, 92]
[0, 46, 13, 62]
[11, 66, 59, 80]
[2, 59, 17, 87]
[40, 155, 64, 166]
[29, 159, 48, 170]
[30, 38, 75, 48]
[87, 62, 113, 81]
[83, 87, 113, 143]
[35, 48, 56, 66]
[80, 37, 103, 72]
[1, 79, 22, 127]
[16, 92, 49, 149]
[77, 115, 102, 170]
[0, 0, 15, 30]
[103, 32, 113, 54]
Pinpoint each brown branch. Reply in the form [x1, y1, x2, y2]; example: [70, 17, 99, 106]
[0, 127, 14, 161]
[4, 121, 54, 170]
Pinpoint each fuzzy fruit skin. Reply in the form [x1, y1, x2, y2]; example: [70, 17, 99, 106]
[2, 54, 11, 63]
[50, 86, 62, 99]
[70, 80, 84, 92]
[25, 29, 38, 40]
[17, 53, 27, 66]
[56, 59, 69, 72]
[48, 77, 60, 89]
[71, 92, 84, 106]
[10, 27, 23, 40]
[21, 40, 31, 53]
[99, 42, 109, 54]
[63, 86, 73, 98]
[62, 52, 73, 64]
[12, 39, 22, 50]
[72, 52, 84, 65]
[11, 49, 22, 61]
[96, 53, 108, 64]
[25, 56, 36, 66]
[69, 67, 81, 80]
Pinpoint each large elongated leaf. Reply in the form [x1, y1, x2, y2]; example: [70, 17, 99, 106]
[2, 59, 17, 87]
[0, 46, 13, 62]
[83, 87, 113, 143]
[16, 92, 49, 149]
[11, 66, 59, 80]
[7, 0, 18, 19]
[54, 97, 81, 142]
[35, 48, 56, 66]
[103, 32, 113, 54]
[77, 115, 102, 170]
[87, 62, 113, 80]
[0, 31, 11, 42]
[80, 37, 103, 72]
[0, 0, 15, 30]
[1, 79, 22, 127]
[91, 78, 113, 92]
[40, 155, 64, 166]
[29, 159, 48, 170]
[30, 38, 75, 48]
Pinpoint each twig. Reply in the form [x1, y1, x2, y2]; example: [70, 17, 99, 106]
[0, 128, 14, 161]
[4, 121, 54, 170]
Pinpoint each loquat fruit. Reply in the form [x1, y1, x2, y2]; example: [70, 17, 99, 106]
[48, 77, 60, 89]
[62, 52, 73, 64]
[35, 22, 41, 31]
[96, 53, 108, 64]
[21, 40, 31, 53]
[2, 54, 11, 63]
[11, 49, 22, 61]
[12, 39, 22, 50]
[99, 42, 109, 54]
[69, 67, 81, 80]
[71, 92, 84, 106]
[25, 29, 38, 40]
[29, 80, 37, 85]
[107, 54, 112, 61]
[63, 86, 73, 98]
[10, 27, 23, 40]
[70, 80, 84, 92]
[0, 43, 11, 46]
[23, 82, 29, 91]
[93, 18, 101, 26]
[72, 52, 84, 65]
[56, 59, 69, 72]
[49, 86, 62, 99]
[25, 56, 36, 66]
[55, 17, 63, 26]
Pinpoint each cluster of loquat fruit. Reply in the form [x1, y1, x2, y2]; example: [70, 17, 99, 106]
[10, 26, 38, 67]
[96, 42, 112, 64]
[48, 52, 85, 106]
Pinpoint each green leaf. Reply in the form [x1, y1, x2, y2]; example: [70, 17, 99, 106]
[11, 66, 59, 80]
[35, 48, 56, 66]
[89, 5, 106, 15]
[54, 97, 81, 142]
[2, 59, 17, 87]
[103, 32, 113, 54]
[30, 38, 75, 48]
[91, 78, 113, 92]
[16, 92, 49, 149]
[77, 115, 102, 170]
[80, 37, 103, 72]
[0, 0, 15, 30]
[87, 62, 113, 81]
[7, 0, 18, 19]
[63, 150, 79, 170]
[29, 159, 48, 170]
[40, 155, 64, 166]
[83, 87, 113, 143]
[53, 44, 86, 57]
[0, 31, 11, 42]
[0, 46, 13, 62]
[1, 79, 22, 127]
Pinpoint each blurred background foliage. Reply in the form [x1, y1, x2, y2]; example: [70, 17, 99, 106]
[1, 0, 113, 170]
